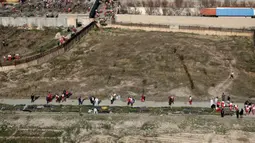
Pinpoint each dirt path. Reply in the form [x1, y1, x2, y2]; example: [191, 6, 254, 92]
[208, 58, 238, 98]
[0, 98, 244, 108]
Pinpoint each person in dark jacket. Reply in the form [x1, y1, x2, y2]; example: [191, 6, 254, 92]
[31, 94, 35, 103]
[239, 108, 244, 118]
[78, 96, 85, 105]
[222, 93, 225, 102]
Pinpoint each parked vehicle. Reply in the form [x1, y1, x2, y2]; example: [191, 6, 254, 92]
[200, 7, 255, 18]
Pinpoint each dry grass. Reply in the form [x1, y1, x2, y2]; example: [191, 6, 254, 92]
[0, 26, 62, 58]
[0, 112, 255, 143]
[0, 28, 254, 101]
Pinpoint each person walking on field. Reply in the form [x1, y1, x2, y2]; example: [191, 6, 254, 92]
[110, 94, 116, 104]
[230, 71, 234, 79]
[78, 96, 85, 105]
[169, 95, 175, 106]
[235, 105, 239, 118]
[189, 96, 192, 105]
[222, 93, 225, 102]
[141, 94, 146, 102]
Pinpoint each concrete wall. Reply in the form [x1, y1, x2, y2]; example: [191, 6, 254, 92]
[0, 16, 92, 27]
[115, 15, 255, 29]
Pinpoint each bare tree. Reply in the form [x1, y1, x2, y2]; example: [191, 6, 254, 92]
[135, 1, 142, 7]
[126, 1, 135, 7]
[184, 0, 195, 8]
[141, 0, 147, 7]
[175, 0, 183, 8]
[216, 1, 222, 7]
[247, 1, 254, 7]
[147, 0, 154, 8]
[201, 0, 210, 8]
[239, 1, 246, 7]
[161, 0, 168, 7]
[231, 0, 238, 7]
[145, 0, 155, 15]
[223, 0, 231, 7]
[209, 0, 216, 7]
[154, 0, 161, 7]
[183, 1, 189, 8]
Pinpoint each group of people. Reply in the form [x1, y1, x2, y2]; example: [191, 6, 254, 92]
[210, 92, 255, 118]
[95, 0, 116, 25]
[244, 100, 255, 115]
[89, 96, 101, 106]
[46, 90, 72, 104]
[2, 54, 20, 62]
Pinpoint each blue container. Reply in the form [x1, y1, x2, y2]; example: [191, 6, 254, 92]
[216, 8, 254, 17]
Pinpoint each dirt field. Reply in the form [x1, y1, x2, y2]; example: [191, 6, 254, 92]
[0, 26, 63, 60]
[0, 112, 255, 143]
[0, 28, 254, 101]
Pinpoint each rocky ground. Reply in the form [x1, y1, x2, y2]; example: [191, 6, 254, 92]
[0, 0, 95, 17]
[0, 112, 255, 143]
[0, 28, 254, 101]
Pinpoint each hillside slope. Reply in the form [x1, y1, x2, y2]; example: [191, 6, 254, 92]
[0, 28, 254, 101]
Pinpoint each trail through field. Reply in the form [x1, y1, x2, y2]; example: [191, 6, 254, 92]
[0, 98, 244, 108]
[208, 59, 238, 98]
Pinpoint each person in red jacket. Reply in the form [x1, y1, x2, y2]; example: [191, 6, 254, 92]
[141, 94, 145, 102]
[168, 95, 175, 106]
[46, 92, 52, 104]
[229, 102, 233, 111]
[221, 101, 225, 108]
[189, 96, 192, 105]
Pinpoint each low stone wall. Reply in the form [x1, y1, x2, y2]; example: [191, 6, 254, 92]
[107, 22, 254, 37]
[0, 21, 97, 72]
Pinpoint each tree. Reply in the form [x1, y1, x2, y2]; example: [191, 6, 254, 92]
[154, 0, 161, 7]
[201, 0, 210, 7]
[141, 0, 147, 7]
[209, 0, 216, 7]
[223, 0, 230, 7]
[231, 0, 238, 7]
[239, 1, 246, 7]
[248, 1, 255, 7]
[147, 0, 154, 8]
[175, 0, 183, 8]
[161, 0, 168, 7]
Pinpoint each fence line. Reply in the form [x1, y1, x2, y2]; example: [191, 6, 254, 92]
[0, 21, 97, 71]
[113, 22, 253, 33]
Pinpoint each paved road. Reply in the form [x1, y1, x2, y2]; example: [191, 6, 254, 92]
[0, 98, 245, 108]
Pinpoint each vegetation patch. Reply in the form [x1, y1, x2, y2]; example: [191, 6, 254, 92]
[43, 131, 63, 137]
[14, 129, 44, 137]
[0, 138, 60, 143]
[0, 124, 15, 137]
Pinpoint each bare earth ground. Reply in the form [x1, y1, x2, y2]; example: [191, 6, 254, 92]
[0, 26, 63, 59]
[0, 28, 255, 101]
[0, 112, 255, 143]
